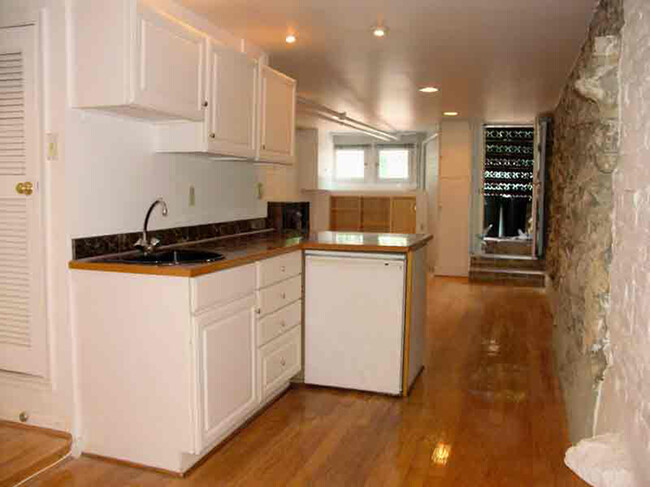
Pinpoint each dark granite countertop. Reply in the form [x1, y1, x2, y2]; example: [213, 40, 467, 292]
[69, 231, 432, 277]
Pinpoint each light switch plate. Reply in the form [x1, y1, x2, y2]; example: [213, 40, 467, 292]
[46, 133, 58, 161]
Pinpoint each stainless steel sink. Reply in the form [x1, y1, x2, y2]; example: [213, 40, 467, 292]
[105, 249, 225, 266]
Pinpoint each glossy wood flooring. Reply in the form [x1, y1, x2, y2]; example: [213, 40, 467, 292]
[0, 422, 70, 487]
[28, 277, 588, 486]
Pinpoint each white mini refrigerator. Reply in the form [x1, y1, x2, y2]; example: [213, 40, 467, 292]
[304, 251, 406, 395]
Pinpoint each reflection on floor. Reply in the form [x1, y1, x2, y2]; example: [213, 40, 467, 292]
[0, 421, 70, 486]
[27, 277, 587, 486]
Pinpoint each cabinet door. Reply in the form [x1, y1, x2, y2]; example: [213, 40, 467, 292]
[390, 197, 417, 233]
[133, 2, 205, 120]
[259, 66, 296, 164]
[196, 298, 258, 450]
[207, 44, 257, 158]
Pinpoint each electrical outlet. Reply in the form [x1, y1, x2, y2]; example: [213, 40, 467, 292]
[189, 185, 196, 206]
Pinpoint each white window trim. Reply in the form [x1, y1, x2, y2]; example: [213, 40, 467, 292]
[375, 146, 416, 185]
[333, 143, 417, 190]
[334, 146, 370, 183]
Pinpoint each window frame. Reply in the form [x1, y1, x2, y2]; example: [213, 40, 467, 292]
[375, 145, 416, 185]
[332, 138, 420, 190]
[333, 145, 369, 182]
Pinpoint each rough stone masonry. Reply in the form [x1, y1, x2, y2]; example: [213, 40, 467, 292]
[546, 0, 623, 443]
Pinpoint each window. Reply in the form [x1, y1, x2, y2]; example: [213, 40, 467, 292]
[335, 148, 366, 180]
[332, 139, 418, 189]
[378, 148, 410, 180]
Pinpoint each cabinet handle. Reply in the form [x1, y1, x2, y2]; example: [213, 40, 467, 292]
[280, 265, 286, 272]
[280, 358, 286, 367]
[203, 101, 208, 107]
[256, 308, 261, 314]
[210, 133, 216, 139]
[281, 292, 286, 299]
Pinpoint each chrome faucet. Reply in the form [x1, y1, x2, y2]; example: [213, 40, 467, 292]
[134, 198, 168, 254]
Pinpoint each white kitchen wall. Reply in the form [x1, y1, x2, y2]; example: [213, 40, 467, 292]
[66, 110, 266, 238]
[596, 0, 650, 482]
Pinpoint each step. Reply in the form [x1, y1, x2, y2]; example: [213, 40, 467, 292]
[469, 267, 546, 287]
[482, 239, 532, 256]
[470, 254, 545, 271]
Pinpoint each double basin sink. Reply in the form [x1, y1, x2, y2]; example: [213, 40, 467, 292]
[105, 249, 225, 266]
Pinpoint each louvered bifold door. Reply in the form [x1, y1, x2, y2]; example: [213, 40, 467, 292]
[0, 26, 47, 377]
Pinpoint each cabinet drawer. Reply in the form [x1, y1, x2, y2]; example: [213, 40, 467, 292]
[258, 326, 301, 399]
[257, 300, 302, 347]
[257, 251, 302, 289]
[191, 264, 256, 314]
[257, 275, 301, 317]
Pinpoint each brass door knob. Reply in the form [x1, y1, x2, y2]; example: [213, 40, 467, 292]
[15, 182, 33, 196]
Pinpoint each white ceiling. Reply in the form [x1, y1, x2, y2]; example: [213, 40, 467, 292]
[179, 0, 596, 132]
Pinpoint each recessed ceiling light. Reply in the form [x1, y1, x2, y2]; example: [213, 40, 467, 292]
[444, 111, 459, 116]
[372, 25, 388, 37]
[285, 34, 297, 44]
[419, 87, 439, 93]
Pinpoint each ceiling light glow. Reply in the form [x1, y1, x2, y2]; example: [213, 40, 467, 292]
[444, 111, 459, 116]
[419, 87, 439, 93]
[372, 26, 388, 37]
[285, 34, 297, 44]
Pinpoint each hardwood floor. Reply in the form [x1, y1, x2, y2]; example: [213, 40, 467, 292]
[0, 422, 70, 487]
[27, 277, 587, 486]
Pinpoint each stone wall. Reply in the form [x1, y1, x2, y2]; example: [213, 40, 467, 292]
[595, 0, 650, 482]
[546, 0, 623, 443]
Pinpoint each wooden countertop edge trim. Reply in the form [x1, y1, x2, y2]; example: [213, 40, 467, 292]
[68, 235, 433, 277]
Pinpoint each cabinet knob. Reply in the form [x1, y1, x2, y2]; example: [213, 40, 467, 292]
[281, 292, 286, 299]
[280, 321, 286, 328]
[281, 265, 286, 272]
[280, 358, 286, 367]
[256, 308, 261, 314]
[15, 182, 33, 196]
[203, 101, 208, 107]
[210, 133, 216, 139]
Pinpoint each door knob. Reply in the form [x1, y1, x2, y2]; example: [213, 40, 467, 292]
[15, 182, 33, 196]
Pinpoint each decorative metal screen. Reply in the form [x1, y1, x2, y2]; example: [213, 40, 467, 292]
[483, 127, 534, 199]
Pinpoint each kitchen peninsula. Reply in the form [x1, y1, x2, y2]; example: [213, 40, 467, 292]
[69, 231, 431, 474]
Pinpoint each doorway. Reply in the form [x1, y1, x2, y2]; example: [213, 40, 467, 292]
[481, 125, 534, 257]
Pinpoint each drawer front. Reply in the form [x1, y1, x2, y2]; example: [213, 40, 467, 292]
[257, 251, 302, 289]
[257, 299, 302, 347]
[191, 264, 256, 314]
[258, 326, 301, 399]
[257, 275, 302, 317]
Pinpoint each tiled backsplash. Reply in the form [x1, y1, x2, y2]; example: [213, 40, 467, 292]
[72, 217, 272, 260]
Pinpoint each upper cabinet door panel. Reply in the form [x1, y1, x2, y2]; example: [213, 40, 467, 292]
[133, 3, 205, 121]
[259, 66, 296, 164]
[208, 44, 257, 158]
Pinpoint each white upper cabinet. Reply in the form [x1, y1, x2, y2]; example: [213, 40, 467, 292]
[259, 66, 296, 164]
[155, 41, 259, 159]
[70, 0, 296, 163]
[206, 44, 258, 158]
[69, 0, 205, 121]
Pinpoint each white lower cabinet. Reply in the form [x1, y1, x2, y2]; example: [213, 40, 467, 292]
[195, 295, 258, 451]
[72, 252, 303, 474]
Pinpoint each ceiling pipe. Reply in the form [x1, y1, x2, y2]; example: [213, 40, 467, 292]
[297, 96, 400, 142]
[301, 109, 396, 142]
